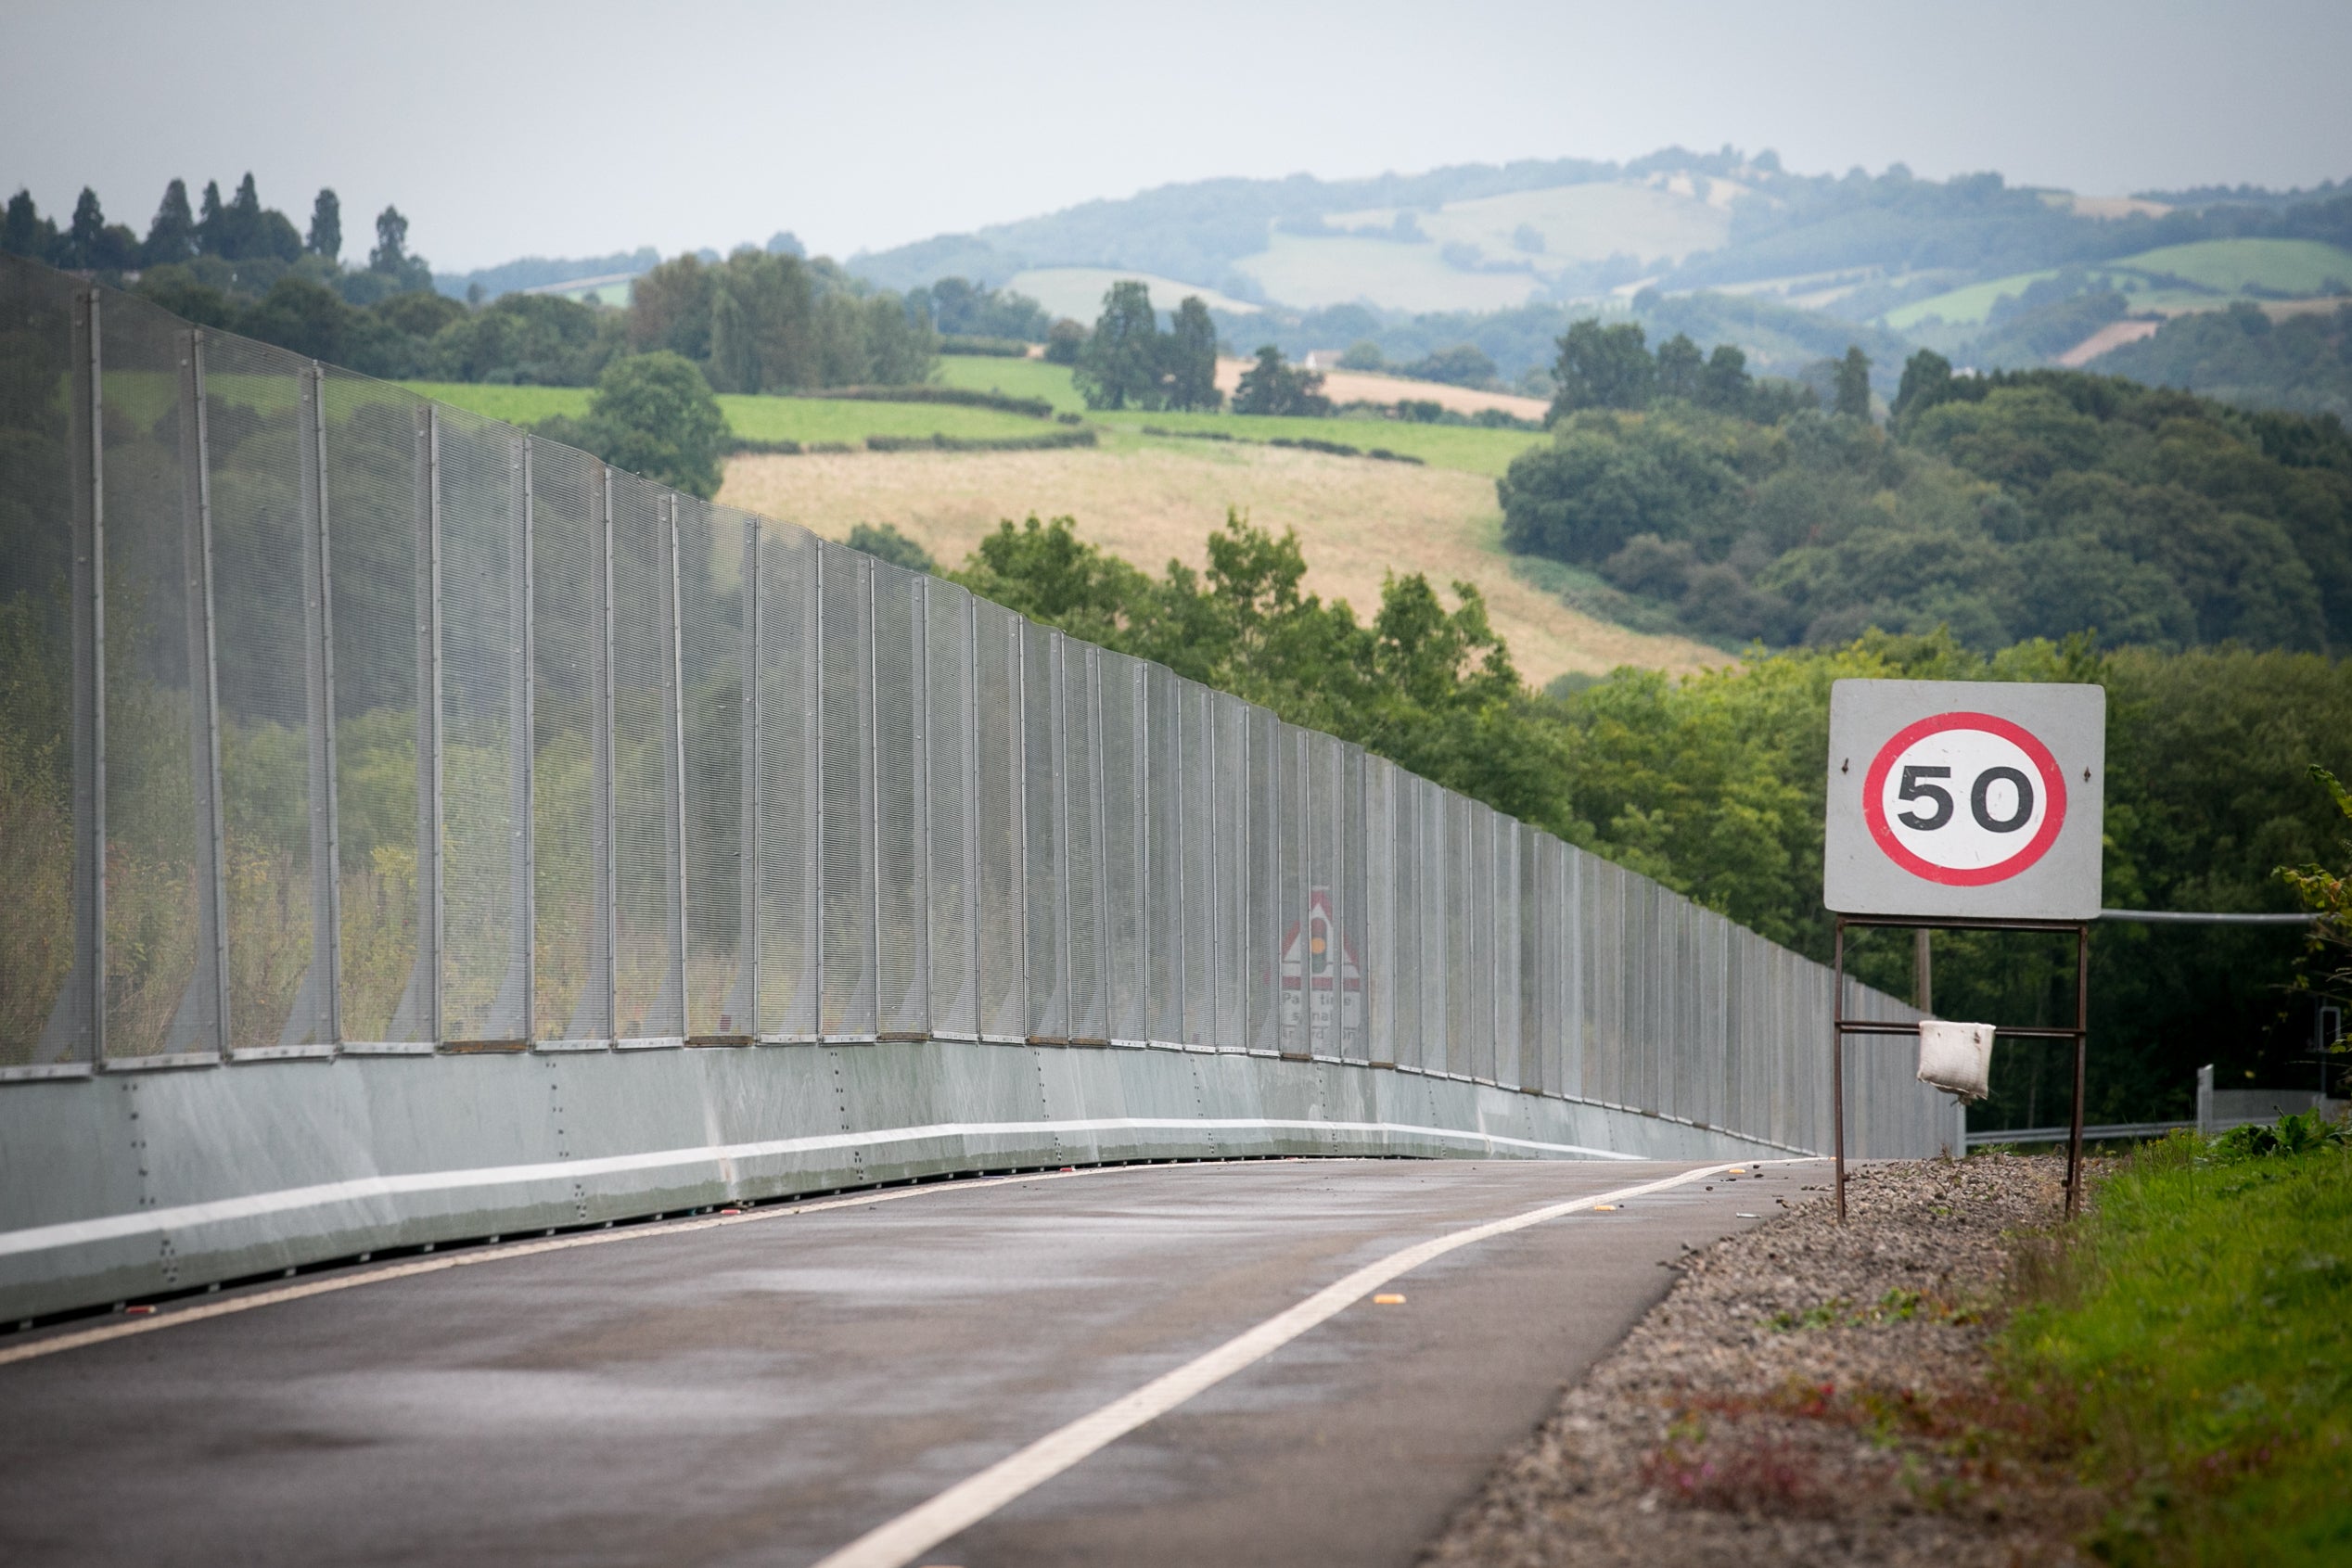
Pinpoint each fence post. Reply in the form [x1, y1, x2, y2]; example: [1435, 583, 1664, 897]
[289, 363, 343, 1047]
[169, 328, 230, 1057]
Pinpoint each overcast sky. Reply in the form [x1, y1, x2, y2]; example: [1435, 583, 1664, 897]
[5, 0, 2346, 274]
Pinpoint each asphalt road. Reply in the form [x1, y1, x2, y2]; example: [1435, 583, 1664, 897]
[0, 1155, 1821, 1568]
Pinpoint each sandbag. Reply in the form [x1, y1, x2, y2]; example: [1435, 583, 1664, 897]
[1917, 1019, 1996, 1103]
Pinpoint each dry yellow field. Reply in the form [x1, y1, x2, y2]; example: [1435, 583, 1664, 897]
[1210, 357, 1551, 421]
[718, 440, 1726, 683]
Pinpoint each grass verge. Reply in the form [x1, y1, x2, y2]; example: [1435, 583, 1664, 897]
[2000, 1128, 2352, 1564]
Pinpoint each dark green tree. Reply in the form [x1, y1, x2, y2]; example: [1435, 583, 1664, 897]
[1834, 345, 1873, 419]
[369, 205, 410, 274]
[1074, 280, 1164, 410]
[1655, 332, 1705, 402]
[1890, 348, 1953, 427]
[1042, 318, 1084, 364]
[1, 190, 58, 260]
[1698, 343, 1752, 413]
[569, 351, 727, 498]
[142, 180, 197, 266]
[238, 275, 353, 362]
[1162, 295, 1220, 412]
[58, 189, 135, 271]
[846, 523, 936, 573]
[1549, 319, 1655, 418]
[196, 181, 224, 253]
[1231, 345, 1332, 416]
[307, 189, 340, 261]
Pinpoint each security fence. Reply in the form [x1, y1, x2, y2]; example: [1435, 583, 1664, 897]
[0, 254, 1937, 1158]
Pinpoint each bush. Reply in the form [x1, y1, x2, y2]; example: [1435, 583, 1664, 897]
[558, 351, 726, 498]
[939, 335, 1031, 357]
[846, 522, 936, 573]
[811, 385, 1053, 418]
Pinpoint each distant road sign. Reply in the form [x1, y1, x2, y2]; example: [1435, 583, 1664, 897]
[1825, 681, 2104, 919]
[1280, 887, 1361, 1035]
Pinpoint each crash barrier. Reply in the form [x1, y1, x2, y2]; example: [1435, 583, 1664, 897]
[0, 255, 1939, 1320]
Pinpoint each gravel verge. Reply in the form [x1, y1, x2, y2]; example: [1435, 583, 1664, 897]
[1422, 1154, 2099, 1567]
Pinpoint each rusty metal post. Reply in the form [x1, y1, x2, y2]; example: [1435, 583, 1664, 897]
[2067, 922, 2089, 1217]
[1833, 916, 1847, 1222]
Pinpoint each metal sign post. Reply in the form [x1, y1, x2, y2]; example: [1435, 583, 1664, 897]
[1823, 680, 2106, 1221]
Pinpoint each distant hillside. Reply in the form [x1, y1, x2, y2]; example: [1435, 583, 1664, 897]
[2090, 301, 2352, 420]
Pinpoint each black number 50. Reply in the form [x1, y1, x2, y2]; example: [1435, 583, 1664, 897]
[1895, 763, 2036, 833]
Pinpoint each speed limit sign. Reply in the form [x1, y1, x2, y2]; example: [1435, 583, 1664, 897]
[1824, 681, 2103, 918]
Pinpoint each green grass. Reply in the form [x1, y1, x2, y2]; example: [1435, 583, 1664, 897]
[932, 356, 1092, 414]
[2001, 1131, 2352, 1564]
[1095, 407, 1543, 478]
[2123, 238, 2352, 296]
[1885, 239, 2352, 330]
[403, 382, 1055, 444]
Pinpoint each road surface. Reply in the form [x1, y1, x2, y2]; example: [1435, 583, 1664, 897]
[0, 1155, 1817, 1567]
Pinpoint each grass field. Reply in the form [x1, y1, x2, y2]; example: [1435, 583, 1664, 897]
[718, 438, 1719, 684]
[1885, 238, 2352, 330]
[403, 382, 1057, 443]
[933, 355, 1091, 414]
[1097, 409, 1543, 478]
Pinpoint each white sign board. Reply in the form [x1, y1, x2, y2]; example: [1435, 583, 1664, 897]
[1279, 887, 1361, 1035]
[1823, 680, 2105, 920]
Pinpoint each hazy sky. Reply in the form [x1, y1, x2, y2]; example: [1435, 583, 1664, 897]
[5, 0, 2347, 274]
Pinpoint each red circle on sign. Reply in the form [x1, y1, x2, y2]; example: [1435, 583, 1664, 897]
[1861, 711, 2067, 886]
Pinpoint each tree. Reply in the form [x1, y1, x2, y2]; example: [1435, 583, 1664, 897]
[369, 205, 411, 274]
[1401, 343, 1501, 388]
[58, 189, 136, 271]
[846, 523, 936, 574]
[1834, 345, 1873, 419]
[1, 190, 58, 261]
[1043, 317, 1085, 365]
[1074, 280, 1164, 410]
[568, 351, 727, 499]
[308, 189, 341, 261]
[1698, 343, 1752, 414]
[1890, 348, 1953, 428]
[1654, 333, 1705, 402]
[1162, 295, 1220, 412]
[142, 180, 197, 266]
[1549, 319, 1655, 419]
[196, 180, 224, 254]
[1231, 345, 1332, 416]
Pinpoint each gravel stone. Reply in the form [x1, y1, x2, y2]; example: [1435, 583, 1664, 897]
[1421, 1155, 2099, 1567]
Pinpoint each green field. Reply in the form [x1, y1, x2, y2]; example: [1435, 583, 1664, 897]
[1096, 408, 1542, 478]
[933, 355, 1092, 414]
[1885, 238, 2352, 330]
[403, 382, 1055, 444]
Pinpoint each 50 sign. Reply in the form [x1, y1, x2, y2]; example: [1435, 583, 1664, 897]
[1823, 679, 2103, 920]
[1863, 713, 2065, 886]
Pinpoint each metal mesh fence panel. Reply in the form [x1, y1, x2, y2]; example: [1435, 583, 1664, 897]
[432, 405, 530, 1045]
[190, 333, 326, 1052]
[1388, 769, 1422, 1073]
[1143, 664, 1182, 1046]
[529, 442, 602, 1040]
[1099, 650, 1145, 1045]
[1516, 823, 1543, 1092]
[1062, 641, 1106, 1044]
[924, 577, 978, 1039]
[0, 259, 83, 1065]
[98, 295, 210, 1061]
[871, 557, 926, 1039]
[755, 523, 820, 1039]
[1242, 706, 1279, 1055]
[1419, 777, 1449, 1075]
[1021, 620, 1065, 1042]
[1302, 733, 1340, 1060]
[817, 540, 876, 1039]
[315, 368, 426, 1042]
[1362, 756, 1393, 1066]
[1272, 722, 1305, 1057]
[678, 498, 748, 1039]
[1493, 815, 1521, 1089]
[1340, 744, 1368, 1063]
[972, 597, 1024, 1040]
[1178, 681, 1215, 1048]
[606, 477, 684, 1041]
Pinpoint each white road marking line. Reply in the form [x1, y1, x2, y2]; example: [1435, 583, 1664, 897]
[806, 1160, 1780, 1568]
[0, 1170, 1099, 1369]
